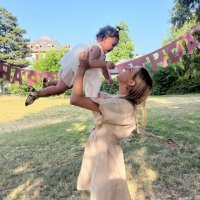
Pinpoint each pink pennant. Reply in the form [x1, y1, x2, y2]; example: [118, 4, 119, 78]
[27, 70, 41, 86]
[0, 64, 11, 81]
[11, 68, 23, 85]
[147, 48, 168, 71]
[182, 25, 200, 54]
[116, 56, 147, 73]
[165, 40, 183, 63]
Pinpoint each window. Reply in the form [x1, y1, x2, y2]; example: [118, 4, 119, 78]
[34, 44, 40, 51]
[47, 44, 52, 48]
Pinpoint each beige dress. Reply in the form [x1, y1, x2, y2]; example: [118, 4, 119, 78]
[77, 92, 136, 200]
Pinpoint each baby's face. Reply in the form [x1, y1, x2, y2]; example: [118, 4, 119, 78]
[101, 37, 119, 54]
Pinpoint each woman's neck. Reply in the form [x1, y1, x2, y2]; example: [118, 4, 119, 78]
[118, 84, 128, 96]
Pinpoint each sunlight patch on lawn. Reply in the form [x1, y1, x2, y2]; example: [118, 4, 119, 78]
[127, 181, 138, 200]
[126, 146, 158, 199]
[168, 106, 180, 109]
[66, 122, 87, 132]
[148, 97, 170, 104]
[139, 165, 158, 181]
[4, 178, 43, 200]
[133, 148, 158, 181]
[13, 163, 30, 174]
[0, 96, 69, 124]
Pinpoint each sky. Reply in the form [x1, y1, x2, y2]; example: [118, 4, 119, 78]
[0, 0, 174, 55]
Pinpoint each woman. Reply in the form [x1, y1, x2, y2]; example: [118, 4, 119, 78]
[70, 51, 153, 200]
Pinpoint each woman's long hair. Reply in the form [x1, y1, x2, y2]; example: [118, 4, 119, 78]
[122, 67, 153, 132]
[124, 67, 152, 105]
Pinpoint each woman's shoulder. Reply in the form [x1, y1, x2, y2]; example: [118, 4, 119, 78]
[95, 96, 135, 126]
[112, 97, 134, 109]
[95, 95, 134, 112]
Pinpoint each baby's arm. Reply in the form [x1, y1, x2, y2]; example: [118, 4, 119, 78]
[102, 67, 113, 85]
[89, 46, 115, 69]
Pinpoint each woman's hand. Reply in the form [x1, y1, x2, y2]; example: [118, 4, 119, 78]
[79, 49, 89, 70]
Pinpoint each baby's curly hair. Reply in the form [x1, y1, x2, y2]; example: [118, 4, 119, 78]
[96, 25, 122, 41]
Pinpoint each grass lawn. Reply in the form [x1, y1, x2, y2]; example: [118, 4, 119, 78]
[0, 94, 199, 200]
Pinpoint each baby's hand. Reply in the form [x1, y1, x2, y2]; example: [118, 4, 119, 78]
[106, 61, 115, 69]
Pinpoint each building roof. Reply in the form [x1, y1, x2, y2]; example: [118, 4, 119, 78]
[29, 35, 69, 52]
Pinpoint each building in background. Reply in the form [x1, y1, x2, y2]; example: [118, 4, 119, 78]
[28, 35, 69, 62]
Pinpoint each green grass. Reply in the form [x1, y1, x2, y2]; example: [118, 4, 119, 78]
[0, 95, 199, 200]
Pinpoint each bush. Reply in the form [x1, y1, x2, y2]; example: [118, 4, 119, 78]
[100, 78, 118, 94]
[150, 64, 200, 95]
[5, 75, 31, 96]
[167, 77, 200, 94]
[151, 66, 179, 95]
[6, 82, 30, 96]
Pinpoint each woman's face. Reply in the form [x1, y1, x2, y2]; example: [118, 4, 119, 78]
[117, 65, 141, 84]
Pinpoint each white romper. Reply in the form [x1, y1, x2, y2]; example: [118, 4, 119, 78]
[58, 43, 106, 97]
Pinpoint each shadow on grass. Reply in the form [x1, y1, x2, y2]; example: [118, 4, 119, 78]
[0, 111, 92, 200]
[123, 132, 200, 199]
[0, 115, 164, 199]
[1, 95, 200, 199]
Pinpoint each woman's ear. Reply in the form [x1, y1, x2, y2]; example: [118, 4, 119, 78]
[128, 80, 136, 87]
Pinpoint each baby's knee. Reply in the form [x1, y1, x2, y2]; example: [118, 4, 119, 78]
[57, 89, 65, 95]
[56, 87, 66, 95]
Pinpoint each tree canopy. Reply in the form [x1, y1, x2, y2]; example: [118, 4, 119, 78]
[171, 0, 200, 27]
[163, 19, 197, 45]
[107, 21, 135, 63]
[33, 48, 67, 72]
[0, 7, 31, 67]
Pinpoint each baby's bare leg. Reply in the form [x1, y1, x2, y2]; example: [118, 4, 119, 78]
[38, 79, 69, 97]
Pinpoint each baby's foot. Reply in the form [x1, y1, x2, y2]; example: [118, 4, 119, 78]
[43, 78, 51, 89]
[25, 88, 39, 106]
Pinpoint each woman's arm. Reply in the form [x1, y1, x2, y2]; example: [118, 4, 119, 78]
[70, 51, 101, 113]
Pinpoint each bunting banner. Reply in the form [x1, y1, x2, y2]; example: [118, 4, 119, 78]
[0, 64, 57, 86]
[116, 24, 200, 73]
[0, 24, 200, 86]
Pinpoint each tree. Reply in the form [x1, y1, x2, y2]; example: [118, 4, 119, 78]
[33, 48, 67, 72]
[171, 0, 200, 27]
[162, 20, 199, 79]
[169, 1, 200, 79]
[163, 19, 197, 45]
[0, 7, 31, 67]
[107, 21, 135, 63]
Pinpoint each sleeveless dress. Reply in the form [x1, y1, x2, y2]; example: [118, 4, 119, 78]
[77, 92, 136, 200]
[58, 43, 106, 97]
